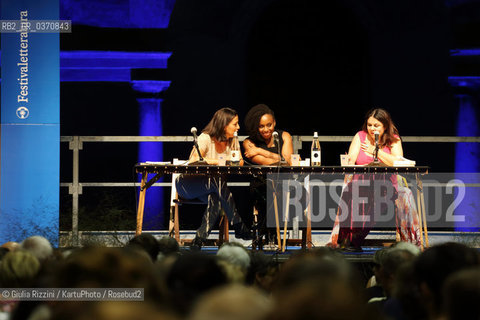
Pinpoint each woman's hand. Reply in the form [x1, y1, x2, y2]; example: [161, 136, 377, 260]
[361, 142, 375, 156]
[244, 146, 259, 159]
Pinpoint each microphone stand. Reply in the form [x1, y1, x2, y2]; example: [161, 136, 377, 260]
[373, 143, 380, 163]
[273, 132, 286, 166]
[190, 130, 207, 165]
[193, 138, 204, 163]
[367, 134, 385, 167]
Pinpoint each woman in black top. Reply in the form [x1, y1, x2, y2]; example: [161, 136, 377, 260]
[243, 104, 294, 245]
[243, 104, 293, 165]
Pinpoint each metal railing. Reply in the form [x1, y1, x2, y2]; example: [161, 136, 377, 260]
[61, 135, 480, 246]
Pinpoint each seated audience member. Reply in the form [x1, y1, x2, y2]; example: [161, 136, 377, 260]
[188, 285, 273, 320]
[216, 242, 251, 283]
[270, 250, 383, 320]
[365, 248, 389, 300]
[157, 236, 180, 258]
[246, 251, 279, 293]
[442, 268, 480, 320]
[45, 246, 167, 320]
[20, 235, 54, 262]
[0, 250, 41, 319]
[126, 233, 160, 262]
[166, 252, 228, 316]
[1, 241, 20, 252]
[0, 250, 41, 288]
[394, 242, 480, 320]
[370, 249, 416, 318]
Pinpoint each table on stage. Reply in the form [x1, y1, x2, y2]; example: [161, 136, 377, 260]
[134, 164, 429, 250]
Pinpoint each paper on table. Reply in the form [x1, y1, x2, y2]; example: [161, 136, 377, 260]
[140, 161, 171, 165]
[393, 157, 416, 167]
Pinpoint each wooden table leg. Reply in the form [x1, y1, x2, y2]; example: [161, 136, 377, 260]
[304, 175, 312, 249]
[136, 172, 148, 236]
[306, 207, 312, 249]
[282, 190, 290, 253]
[415, 173, 426, 250]
[418, 176, 429, 248]
[273, 190, 282, 251]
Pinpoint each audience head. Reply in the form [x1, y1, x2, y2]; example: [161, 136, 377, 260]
[411, 242, 480, 319]
[20, 235, 53, 262]
[443, 267, 480, 320]
[203, 107, 239, 142]
[166, 252, 227, 315]
[246, 251, 279, 292]
[362, 108, 399, 147]
[390, 241, 421, 256]
[189, 285, 273, 320]
[53, 246, 163, 296]
[270, 251, 382, 320]
[379, 248, 416, 297]
[52, 301, 179, 320]
[49, 246, 165, 319]
[157, 236, 180, 258]
[1, 241, 20, 252]
[126, 233, 160, 262]
[0, 250, 41, 287]
[217, 242, 251, 270]
[216, 243, 251, 284]
[244, 104, 276, 143]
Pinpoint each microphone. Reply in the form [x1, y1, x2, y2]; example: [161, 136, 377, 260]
[272, 131, 283, 165]
[373, 131, 380, 162]
[190, 127, 204, 162]
[191, 127, 198, 141]
[272, 131, 279, 144]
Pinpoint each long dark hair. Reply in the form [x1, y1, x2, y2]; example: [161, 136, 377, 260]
[202, 107, 238, 142]
[244, 104, 275, 143]
[361, 108, 400, 148]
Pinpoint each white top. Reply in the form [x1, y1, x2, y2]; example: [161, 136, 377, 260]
[189, 133, 240, 160]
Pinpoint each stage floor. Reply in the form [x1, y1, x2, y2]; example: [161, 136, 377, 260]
[59, 229, 480, 260]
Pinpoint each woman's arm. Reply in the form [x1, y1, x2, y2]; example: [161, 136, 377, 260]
[347, 133, 361, 165]
[360, 138, 403, 166]
[188, 148, 219, 165]
[243, 139, 282, 165]
[188, 134, 218, 165]
[281, 131, 294, 165]
[379, 139, 403, 166]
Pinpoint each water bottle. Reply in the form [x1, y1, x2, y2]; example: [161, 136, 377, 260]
[292, 215, 299, 239]
[311, 132, 321, 166]
[229, 131, 241, 166]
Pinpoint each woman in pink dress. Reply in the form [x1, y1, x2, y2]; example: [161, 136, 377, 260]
[346, 108, 403, 167]
[331, 108, 404, 251]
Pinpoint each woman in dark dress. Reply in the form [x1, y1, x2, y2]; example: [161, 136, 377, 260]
[243, 104, 294, 245]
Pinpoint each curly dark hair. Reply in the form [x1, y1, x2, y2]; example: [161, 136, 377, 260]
[244, 104, 275, 143]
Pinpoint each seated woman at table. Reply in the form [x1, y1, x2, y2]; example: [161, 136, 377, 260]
[329, 108, 404, 251]
[243, 104, 293, 165]
[345, 108, 403, 166]
[243, 104, 294, 244]
[175, 107, 250, 249]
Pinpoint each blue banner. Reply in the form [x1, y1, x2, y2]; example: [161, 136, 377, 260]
[1, 0, 59, 246]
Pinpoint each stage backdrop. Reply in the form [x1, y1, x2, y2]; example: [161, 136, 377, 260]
[1, 0, 59, 245]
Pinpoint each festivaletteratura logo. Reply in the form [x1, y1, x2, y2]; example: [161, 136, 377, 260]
[16, 106, 29, 119]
